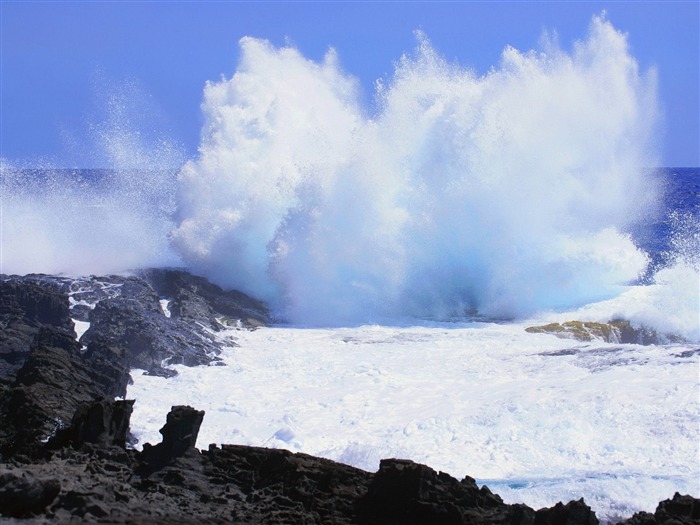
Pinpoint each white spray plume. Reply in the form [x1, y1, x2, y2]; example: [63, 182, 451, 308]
[172, 15, 660, 325]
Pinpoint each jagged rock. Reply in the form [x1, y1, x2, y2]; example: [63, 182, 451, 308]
[0, 277, 74, 384]
[200, 443, 372, 523]
[80, 292, 221, 376]
[50, 398, 135, 450]
[2, 401, 698, 524]
[140, 268, 270, 330]
[140, 406, 205, 469]
[0, 327, 133, 459]
[359, 458, 513, 524]
[2, 272, 696, 523]
[534, 498, 598, 525]
[619, 493, 700, 525]
[524, 319, 681, 345]
[0, 470, 60, 517]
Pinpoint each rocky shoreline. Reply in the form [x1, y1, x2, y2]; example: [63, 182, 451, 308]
[1, 270, 697, 523]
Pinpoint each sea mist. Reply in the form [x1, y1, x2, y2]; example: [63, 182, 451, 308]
[172, 15, 660, 325]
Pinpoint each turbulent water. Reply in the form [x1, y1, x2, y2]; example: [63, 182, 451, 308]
[1, 13, 698, 521]
[2, 15, 695, 334]
[172, 16, 662, 325]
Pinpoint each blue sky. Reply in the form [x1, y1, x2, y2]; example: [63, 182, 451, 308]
[1, 1, 698, 167]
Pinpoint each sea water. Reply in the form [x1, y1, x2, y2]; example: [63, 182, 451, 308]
[1, 13, 698, 522]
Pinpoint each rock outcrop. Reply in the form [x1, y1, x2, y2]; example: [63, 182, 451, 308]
[140, 268, 270, 330]
[1, 398, 697, 524]
[1, 271, 697, 524]
[0, 277, 74, 384]
[525, 319, 682, 345]
[617, 493, 700, 525]
[0, 271, 268, 458]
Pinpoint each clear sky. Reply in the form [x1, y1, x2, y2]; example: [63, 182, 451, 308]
[1, 1, 698, 167]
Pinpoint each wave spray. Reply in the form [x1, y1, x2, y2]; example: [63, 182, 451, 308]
[172, 15, 660, 325]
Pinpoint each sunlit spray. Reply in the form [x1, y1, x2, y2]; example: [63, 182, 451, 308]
[173, 15, 660, 325]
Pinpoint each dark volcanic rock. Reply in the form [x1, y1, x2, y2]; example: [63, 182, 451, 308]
[80, 290, 221, 378]
[0, 277, 74, 384]
[140, 405, 205, 469]
[0, 470, 60, 517]
[619, 493, 700, 525]
[2, 271, 697, 524]
[1, 401, 698, 524]
[50, 398, 135, 450]
[141, 268, 270, 330]
[0, 270, 269, 460]
[0, 327, 121, 458]
[359, 458, 521, 524]
[534, 498, 598, 525]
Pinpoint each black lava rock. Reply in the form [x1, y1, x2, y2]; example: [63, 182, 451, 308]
[140, 268, 270, 330]
[0, 276, 74, 384]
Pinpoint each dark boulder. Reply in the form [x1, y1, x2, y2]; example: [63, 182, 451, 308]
[140, 405, 205, 469]
[50, 398, 135, 450]
[534, 498, 598, 525]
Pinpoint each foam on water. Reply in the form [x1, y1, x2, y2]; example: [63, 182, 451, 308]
[172, 15, 661, 325]
[127, 322, 700, 522]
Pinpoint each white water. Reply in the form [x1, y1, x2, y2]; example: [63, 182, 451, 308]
[2, 12, 698, 520]
[172, 14, 661, 325]
[127, 320, 699, 521]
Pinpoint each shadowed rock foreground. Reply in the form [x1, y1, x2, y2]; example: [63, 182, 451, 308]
[1, 271, 697, 524]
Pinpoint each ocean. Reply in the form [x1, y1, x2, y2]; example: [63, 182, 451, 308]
[2, 15, 699, 521]
[3, 164, 696, 522]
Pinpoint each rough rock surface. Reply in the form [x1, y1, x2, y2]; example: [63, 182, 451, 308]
[140, 268, 270, 330]
[1, 271, 697, 524]
[0, 271, 268, 457]
[616, 493, 700, 525]
[525, 320, 682, 345]
[0, 327, 125, 458]
[1, 399, 696, 524]
[0, 277, 74, 384]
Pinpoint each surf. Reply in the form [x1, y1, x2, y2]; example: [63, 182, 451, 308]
[171, 15, 662, 326]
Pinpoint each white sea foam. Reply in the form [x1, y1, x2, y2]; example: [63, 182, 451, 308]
[172, 15, 661, 325]
[127, 322, 700, 522]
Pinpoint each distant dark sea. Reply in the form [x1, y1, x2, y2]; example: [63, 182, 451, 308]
[632, 167, 699, 279]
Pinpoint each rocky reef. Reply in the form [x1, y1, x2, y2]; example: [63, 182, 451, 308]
[525, 320, 684, 345]
[1, 271, 697, 524]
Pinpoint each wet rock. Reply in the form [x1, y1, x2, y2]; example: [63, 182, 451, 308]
[524, 319, 682, 345]
[80, 292, 221, 377]
[140, 268, 270, 330]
